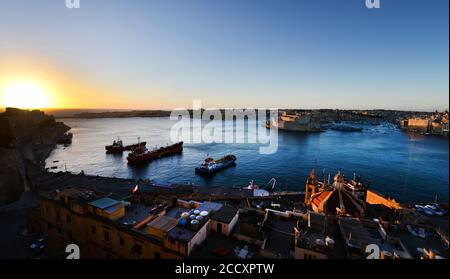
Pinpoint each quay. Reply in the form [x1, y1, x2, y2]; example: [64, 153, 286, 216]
[28, 162, 302, 201]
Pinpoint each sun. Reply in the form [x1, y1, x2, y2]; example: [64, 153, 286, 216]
[1, 81, 51, 109]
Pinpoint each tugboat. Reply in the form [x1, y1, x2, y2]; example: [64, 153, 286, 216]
[195, 154, 237, 175]
[127, 141, 183, 164]
[105, 138, 147, 153]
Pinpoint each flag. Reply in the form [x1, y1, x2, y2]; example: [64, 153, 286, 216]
[132, 185, 139, 194]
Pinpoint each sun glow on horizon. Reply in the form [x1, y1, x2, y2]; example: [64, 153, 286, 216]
[1, 80, 52, 109]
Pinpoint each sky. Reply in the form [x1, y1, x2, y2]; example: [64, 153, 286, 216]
[0, 0, 448, 111]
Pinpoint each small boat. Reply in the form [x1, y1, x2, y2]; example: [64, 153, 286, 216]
[105, 138, 147, 153]
[195, 155, 236, 175]
[127, 142, 183, 164]
[424, 204, 445, 216]
[415, 205, 435, 216]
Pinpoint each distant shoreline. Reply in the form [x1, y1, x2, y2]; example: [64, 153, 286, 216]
[70, 110, 172, 119]
[43, 108, 440, 119]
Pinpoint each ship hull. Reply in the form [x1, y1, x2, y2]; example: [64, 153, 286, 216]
[127, 142, 183, 164]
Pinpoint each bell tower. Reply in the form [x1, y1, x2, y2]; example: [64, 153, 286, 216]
[305, 169, 319, 204]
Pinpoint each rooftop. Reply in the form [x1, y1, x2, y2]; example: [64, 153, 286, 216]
[339, 217, 375, 249]
[147, 216, 178, 232]
[190, 233, 260, 259]
[297, 215, 347, 259]
[167, 226, 198, 243]
[118, 203, 157, 230]
[211, 205, 238, 224]
[197, 201, 223, 213]
[263, 215, 297, 258]
[88, 197, 121, 209]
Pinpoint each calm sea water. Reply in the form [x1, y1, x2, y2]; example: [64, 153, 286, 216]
[46, 117, 449, 203]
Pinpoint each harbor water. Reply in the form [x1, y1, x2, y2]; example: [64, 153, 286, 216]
[46, 117, 449, 203]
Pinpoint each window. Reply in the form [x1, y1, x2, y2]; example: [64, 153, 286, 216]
[91, 226, 96, 235]
[56, 211, 61, 221]
[154, 252, 161, 259]
[68, 231, 73, 241]
[103, 230, 110, 242]
[57, 226, 62, 235]
[66, 215, 72, 224]
[133, 244, 143, 255]
[119, 236, 125, 246]
[47, 222, 52, 230]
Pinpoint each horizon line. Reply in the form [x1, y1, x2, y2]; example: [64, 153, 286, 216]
[1, 107, 449, 113]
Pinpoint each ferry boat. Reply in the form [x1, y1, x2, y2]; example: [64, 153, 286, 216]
[105, 138, 147, 153]
[127, 141, 183, 164]
[195, 154, 237, 175]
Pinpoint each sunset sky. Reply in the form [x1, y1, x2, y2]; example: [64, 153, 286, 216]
[0, 0, 448, 111]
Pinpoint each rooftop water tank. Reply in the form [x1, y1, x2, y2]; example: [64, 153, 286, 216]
[181, 212, 190, 219]
[178, 219, 188, 227]
[191, 220, 199, 230]
[193, 210, 201, 215]
[315, 239, 325, 246]
[200, 211, 209, 218]
[325, 236, 335, 249]
[189, 214, 197, 220]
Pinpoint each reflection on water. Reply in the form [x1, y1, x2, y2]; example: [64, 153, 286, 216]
[46, 117, 449, 203]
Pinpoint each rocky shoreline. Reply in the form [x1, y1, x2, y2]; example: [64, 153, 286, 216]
[0, 108, 70, 206]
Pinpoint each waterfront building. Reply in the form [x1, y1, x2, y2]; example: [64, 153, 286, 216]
[26, 187, 239, 259]
[269, 112, 322, 132]
[399, 111, 449, 136]
[26, 176, 448, 259]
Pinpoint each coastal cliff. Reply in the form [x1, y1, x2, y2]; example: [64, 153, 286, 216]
[0, 108, 70, 205]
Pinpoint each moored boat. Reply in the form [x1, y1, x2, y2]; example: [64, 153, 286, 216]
[195, 154, 237, 175]
[105, 138, 147, 153]
[127, 141, 183, 164]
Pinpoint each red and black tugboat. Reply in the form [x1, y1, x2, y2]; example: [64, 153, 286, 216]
[127, 141, 183, 164]
[105, 138, 147, 153]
